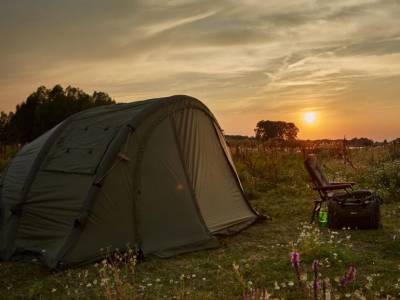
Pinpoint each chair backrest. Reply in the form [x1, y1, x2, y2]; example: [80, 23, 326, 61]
[304, 154, 330, 190]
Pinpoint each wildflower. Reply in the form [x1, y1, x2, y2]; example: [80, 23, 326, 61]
[312, 260, 319, 272]
[291, 251, 300, 268]
[233, 262, 240, 271]
[243, 291, 250, 300]
[312, 260, 320, 300]
[288, 281, 294, 287]
[291, 251, 302, 282]
[51, 288, 57, 293]
[244, 288, 270, 300]
[341, 266, 357, 286]
[274, 281, 280, 290]
[300, 273, 308, 281]
[312, 280, 320, 298]
[322, 278, 331, 300]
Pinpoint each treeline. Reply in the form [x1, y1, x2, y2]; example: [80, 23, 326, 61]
[225, 135, 400, 147]
[226, 120, 399, 147]
[0, 85, 115, 145]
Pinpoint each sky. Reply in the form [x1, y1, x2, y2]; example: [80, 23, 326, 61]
[1, 0, 400, 140]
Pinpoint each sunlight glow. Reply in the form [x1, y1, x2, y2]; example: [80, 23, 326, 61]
[304, 112, 317, 124]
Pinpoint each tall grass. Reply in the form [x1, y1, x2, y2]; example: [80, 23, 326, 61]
[232, 142, 400, 203]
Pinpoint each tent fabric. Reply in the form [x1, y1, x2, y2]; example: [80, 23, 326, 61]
[173, 109, 256, 233]
[0, 95, 259, 268]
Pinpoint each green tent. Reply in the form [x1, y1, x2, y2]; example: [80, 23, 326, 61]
[0, 95, 258, 268]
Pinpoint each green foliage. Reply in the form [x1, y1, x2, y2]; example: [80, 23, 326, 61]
[254, 120, 299, 141]
[1, 85, 115, 144]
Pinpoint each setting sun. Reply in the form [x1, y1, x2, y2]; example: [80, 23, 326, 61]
[304, 112, 317, 124]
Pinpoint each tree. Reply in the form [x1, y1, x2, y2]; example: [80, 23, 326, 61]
[254, 120, 299, 141]
[2, 85, 115, 144]
[0, 111, 13, 144]
[348, 137, 374, 147]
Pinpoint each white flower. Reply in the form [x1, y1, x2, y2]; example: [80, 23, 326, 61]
[51, 288, 57, 293]
[274, 281, 280, 290]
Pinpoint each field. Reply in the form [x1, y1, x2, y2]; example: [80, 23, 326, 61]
[1, 143, 400, 299]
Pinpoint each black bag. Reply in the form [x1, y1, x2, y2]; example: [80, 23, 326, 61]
[328, 191, 382, 229]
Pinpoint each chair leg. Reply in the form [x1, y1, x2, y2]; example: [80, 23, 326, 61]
[310, 201, 322, 224]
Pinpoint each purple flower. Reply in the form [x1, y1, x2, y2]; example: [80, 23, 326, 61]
[243, 292, 250, 300]
[312, 260, 319, 273]
[290, 251, 302, 282]
[291, 251, 300, 268]
[312, 260, 320, 300]
[340, 266, 357, 286]
[252, 288, 259, 297]
[312, 279, 320, 292]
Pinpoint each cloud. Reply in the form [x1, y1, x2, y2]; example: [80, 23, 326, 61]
[0, 0, 399, 139]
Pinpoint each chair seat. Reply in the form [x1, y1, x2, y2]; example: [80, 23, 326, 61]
[329, 189, 374, 200]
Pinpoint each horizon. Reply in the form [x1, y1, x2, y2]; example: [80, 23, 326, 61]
[1, 1, 400, 141]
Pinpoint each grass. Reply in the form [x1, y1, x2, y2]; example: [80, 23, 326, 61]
[1, 145, 400, 299]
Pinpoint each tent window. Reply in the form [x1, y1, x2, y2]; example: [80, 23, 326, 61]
[43, 125, 118, 175]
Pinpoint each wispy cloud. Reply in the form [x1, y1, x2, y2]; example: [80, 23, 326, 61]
[0, 0, 399, 139]
[141, 10, 219, 36]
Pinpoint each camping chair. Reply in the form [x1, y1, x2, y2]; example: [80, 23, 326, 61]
[304, 154, 373, 224]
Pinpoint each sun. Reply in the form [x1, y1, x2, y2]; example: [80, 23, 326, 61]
[304, 111, 316, 124]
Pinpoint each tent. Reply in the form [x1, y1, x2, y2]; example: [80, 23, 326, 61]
[0, 95, 259, 268]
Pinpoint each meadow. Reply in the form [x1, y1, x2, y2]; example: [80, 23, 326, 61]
[0, 142, 400, 299]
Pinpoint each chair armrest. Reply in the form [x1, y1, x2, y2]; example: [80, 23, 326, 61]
[330, 182, 355, 186]
[314, 183, 353, 191]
